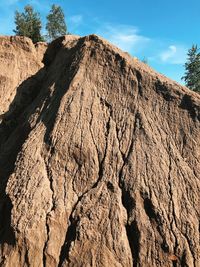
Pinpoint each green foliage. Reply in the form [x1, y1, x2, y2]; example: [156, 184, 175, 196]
[182, 45, 200, 92]
[46, 4, 67, 42]
[14, 5, 44, 43]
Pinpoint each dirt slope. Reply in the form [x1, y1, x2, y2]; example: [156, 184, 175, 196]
[0, 35, 199, 267]
[0, 36, 47, 116]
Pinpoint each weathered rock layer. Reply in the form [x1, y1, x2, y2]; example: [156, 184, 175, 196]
[0, 36, 47, 115]
[0, 35, 199, 267]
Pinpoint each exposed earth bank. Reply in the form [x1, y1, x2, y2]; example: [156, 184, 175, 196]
[0, 35, 199, 267]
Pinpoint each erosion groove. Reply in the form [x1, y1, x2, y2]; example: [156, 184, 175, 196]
[58, 206, 77, 267]
[0, 34, 199, 267]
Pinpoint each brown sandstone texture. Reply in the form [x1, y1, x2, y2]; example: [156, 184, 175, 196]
[0, 35, 199, 267]
[0, 36, 46, 116]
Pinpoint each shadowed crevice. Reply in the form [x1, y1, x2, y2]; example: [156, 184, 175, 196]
[143, 195, 170, 255]
[119, 180, 140, 267]
[121, 191, 140, 267]
[179, 94, 199, 121]
[143, 197, 157, 220]
[58, 211, 78, 267]
[155, 80, 176, 101]
[127, 220, 141, 267]
[0, 197, 15, 246]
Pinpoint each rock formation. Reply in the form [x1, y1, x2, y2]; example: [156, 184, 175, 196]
[0, 34, 199, 267]
[0, 36, 47, 115]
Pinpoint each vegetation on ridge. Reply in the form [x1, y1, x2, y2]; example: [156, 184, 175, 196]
[14, 4, 68, 43]
[182, 45, 200, 92]
[46, 4, 67, 42]
[14, 5, 44, 43]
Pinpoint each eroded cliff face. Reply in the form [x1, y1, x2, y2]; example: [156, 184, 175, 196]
[0, 35, 199, 267]
[0, 36, 47, 115]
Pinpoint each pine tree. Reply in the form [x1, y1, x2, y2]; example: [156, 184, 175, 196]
[46, 5, 67, 42]
[182, 45, 200, 92]
[14, 5, 44, 43]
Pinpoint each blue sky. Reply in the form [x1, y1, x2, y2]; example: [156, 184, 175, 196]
[0, 0, 199, 84]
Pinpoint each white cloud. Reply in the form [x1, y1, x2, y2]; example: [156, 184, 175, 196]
[159, 45, 187, 64]
[69, 15, 83, 25]
[161, 45, 177, 61]
[96, 24, 150, 53]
